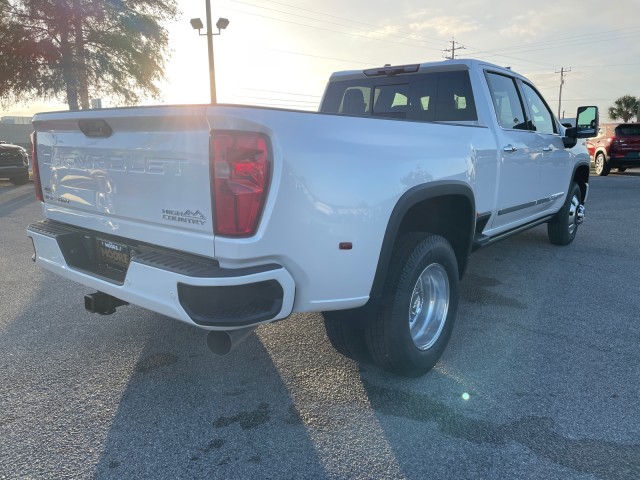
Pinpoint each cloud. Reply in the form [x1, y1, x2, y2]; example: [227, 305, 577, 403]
[408, 13, 480, 37]
[499, 12, 551, 38]
[360, 24, 403, 40]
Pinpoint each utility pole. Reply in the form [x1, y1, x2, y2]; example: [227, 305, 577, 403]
[444, 37, 465, 60]
[205, 0, 216, 104]
[555, 67, 571, 119]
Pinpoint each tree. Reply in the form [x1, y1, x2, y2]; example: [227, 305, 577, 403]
[0, 0, 178, 110]
[608, 95, 639, 123]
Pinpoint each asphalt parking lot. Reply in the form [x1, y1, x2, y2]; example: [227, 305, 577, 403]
[1, 173, 639, 479]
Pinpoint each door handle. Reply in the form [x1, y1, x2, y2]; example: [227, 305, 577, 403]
[503, 145, 517, 153]
[542, 146, 553, 152]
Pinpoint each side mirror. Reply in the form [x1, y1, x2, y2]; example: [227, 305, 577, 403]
[574, 106, 598, 138]
[563, 106, 598, 148]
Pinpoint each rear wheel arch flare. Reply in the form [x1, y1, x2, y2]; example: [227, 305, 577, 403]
[573, 163, 589, 199]
[369, 182, 475, 303]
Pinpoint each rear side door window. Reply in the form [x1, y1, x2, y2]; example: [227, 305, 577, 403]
[426, 71, 477, 122]
[521, 83, 557, 135]
[485, 72, 528, 130]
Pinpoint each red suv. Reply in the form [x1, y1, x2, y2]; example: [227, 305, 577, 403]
[587, 123, 640, 176]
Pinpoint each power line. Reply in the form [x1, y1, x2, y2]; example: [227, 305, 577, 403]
[220, 3, 640, 85]
[231, 0, 395, 37]
[563, 98, 618, 101]
[517, 62, 640, 72]
[226, 1, 640, 77]
[224, 6, 441, 51]
[233, 95, 318, 104]
[463, 27, 640, 69]
[567, 62, 640, 69]
[469, 27, 640, 57]
[230, 0, 447, 47]
[228, 101, 317, 110]
[267, 48, 379, 66]
[228, 4, 640, 64]
[239, 87, 321, 98]
[224, 2, 447, 52]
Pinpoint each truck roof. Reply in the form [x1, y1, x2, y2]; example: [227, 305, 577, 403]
[329, 58, 521, 82]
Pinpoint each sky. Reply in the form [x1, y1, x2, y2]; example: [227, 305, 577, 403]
[2, 0, 639, 122]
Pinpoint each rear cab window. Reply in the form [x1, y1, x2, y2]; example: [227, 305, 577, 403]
[320, 69, 478, 123]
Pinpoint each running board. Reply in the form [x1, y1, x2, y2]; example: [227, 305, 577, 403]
[472, 215, 555, 252]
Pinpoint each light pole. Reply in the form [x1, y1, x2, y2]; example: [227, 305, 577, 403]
[190, 1, 229, 104]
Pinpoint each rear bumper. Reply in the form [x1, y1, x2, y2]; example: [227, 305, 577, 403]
[27, 221, 295, 330]
[609, 153, 640, 168]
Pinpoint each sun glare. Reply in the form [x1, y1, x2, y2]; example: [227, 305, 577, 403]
[160, 1, 327, 110]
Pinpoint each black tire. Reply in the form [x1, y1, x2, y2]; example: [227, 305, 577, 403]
[364, 233, 459, 377]
[617, 168, 626, 173]
[594, 153, 610, 176]
[10, 174, 28, 186]
[323, 310, 371, 364]
[548, 182, 582, 246]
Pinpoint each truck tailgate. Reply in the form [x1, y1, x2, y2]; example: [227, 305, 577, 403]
[32, 106, 215, 257]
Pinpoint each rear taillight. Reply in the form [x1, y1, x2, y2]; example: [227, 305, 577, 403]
[609, 136, 622, 152]
[30, 131, 44, 202]
[210, 131, 271, 236]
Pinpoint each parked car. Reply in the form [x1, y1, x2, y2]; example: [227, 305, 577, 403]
[586, 123, 640, 175]
[0, 141, 30, 185]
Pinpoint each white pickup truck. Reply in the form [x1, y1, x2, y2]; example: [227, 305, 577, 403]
[28, 59, 597, 377]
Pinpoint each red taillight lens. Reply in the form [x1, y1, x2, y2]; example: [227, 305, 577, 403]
[210, 131, 271, 236]
[30, 131, 44, 202]
[609, 136, 621, 152]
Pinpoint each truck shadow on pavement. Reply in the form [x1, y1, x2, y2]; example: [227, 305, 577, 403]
[89, 319, 327, 479]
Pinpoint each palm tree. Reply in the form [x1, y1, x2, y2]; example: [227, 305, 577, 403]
[608, 95, 639, 122]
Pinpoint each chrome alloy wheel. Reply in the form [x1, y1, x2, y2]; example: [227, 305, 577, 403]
[408, 263, 450, 351]
[595, 155, 604, 175]
[567, 193, 582, 234]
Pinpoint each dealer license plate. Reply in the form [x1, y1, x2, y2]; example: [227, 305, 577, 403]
[97, 239, 131, 270]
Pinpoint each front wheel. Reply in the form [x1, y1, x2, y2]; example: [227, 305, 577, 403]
[548, 182, 583, 246]
[365, 233, 459, 377]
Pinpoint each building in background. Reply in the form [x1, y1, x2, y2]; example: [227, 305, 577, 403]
[0, 116, 33, 149]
